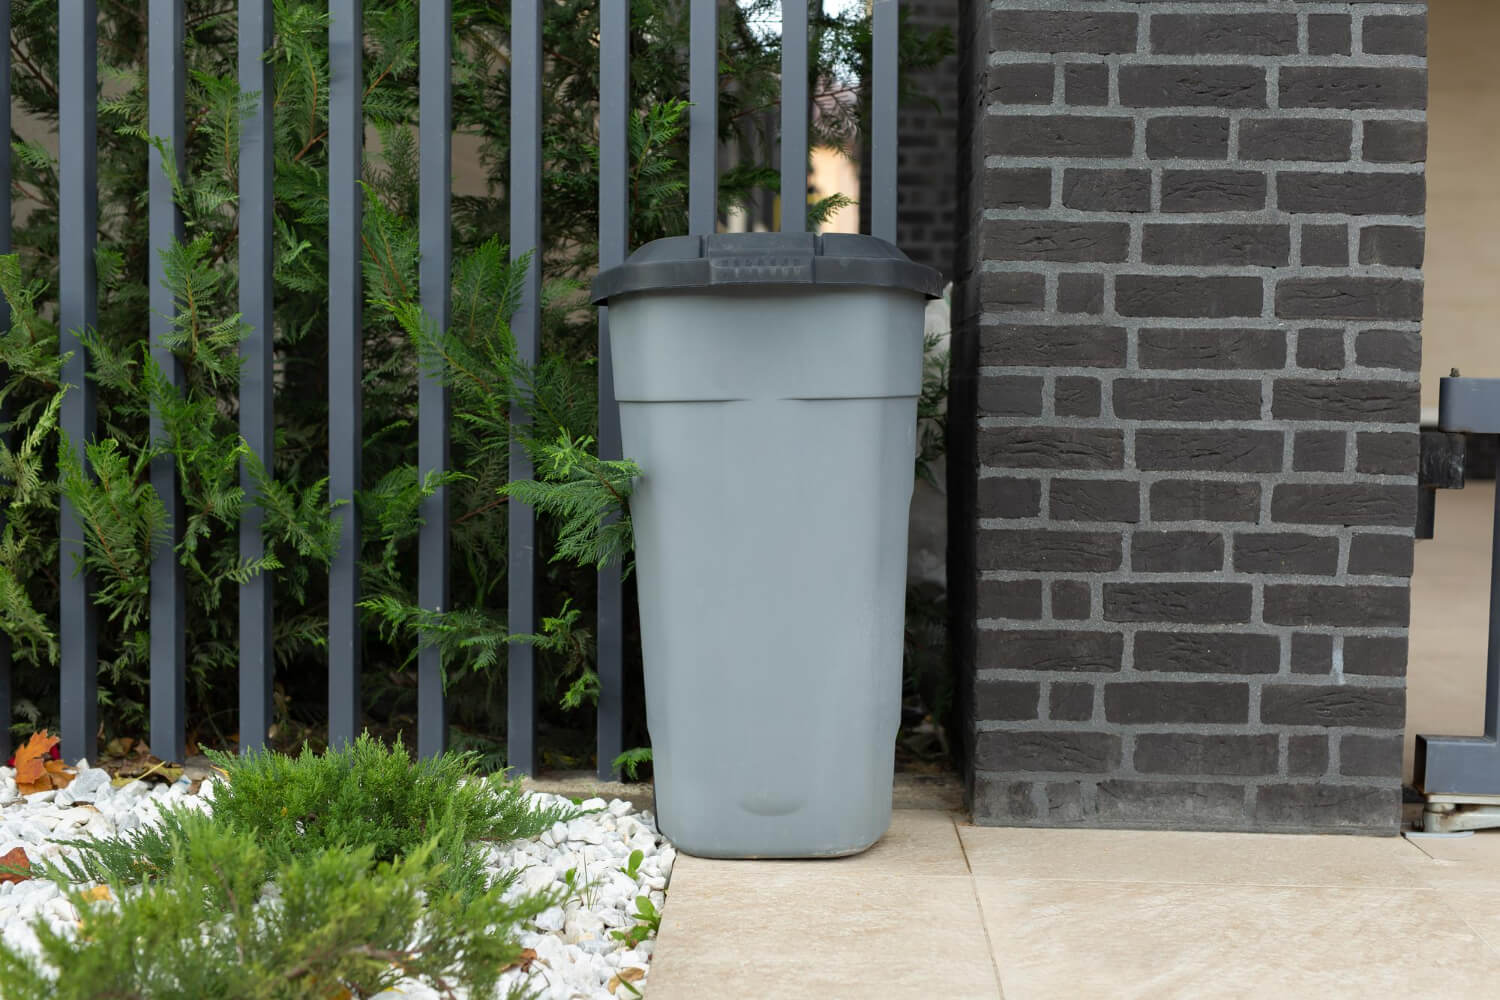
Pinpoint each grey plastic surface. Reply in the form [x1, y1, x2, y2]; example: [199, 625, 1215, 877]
[610, 283, 925, 858]
[591, 232, 944, 304]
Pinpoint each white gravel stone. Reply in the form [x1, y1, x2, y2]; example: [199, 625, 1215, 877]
[0, 764, 673, 998]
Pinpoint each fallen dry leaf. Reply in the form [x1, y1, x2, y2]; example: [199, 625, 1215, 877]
[13, 731, 59, 790]
[501, 948, 538, 974]
[607, 967, 646, 993]
[78, 885, 111, 903]
[0, 846, 32, 885]
[43, 758, 77, 790]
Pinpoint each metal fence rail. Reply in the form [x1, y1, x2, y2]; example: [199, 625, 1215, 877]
[17, 0, 901, 775]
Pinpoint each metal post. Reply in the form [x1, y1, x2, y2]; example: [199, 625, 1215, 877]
[148, 0, 187, 764]
[238, 0, 276, 752]
[328, 0, 363, 748]
[871, 0, 898, 244]
[688, 0, 717, 235]
[508, 0, 542, 775]
[417, 0, 452, 760]
[596, 0, 628, 780]
[59, 0, 100, 765]
[0, 0, 11, 762]
[780, 0, 809, 233]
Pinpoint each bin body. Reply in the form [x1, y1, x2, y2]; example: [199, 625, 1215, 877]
[594, 233, 941, 858]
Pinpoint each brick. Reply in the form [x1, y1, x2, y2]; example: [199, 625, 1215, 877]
[1275, 279, 1423, 321]
[1349, 533, 1414, 577]
[1271, 484, 1417, 526]
[1114, 378, 1262, 422]
[1278, 172, 1425, 215]
[1096, 781, 1249, 827]
[1062, 169, 1151, 213]
[1044, 782, 1086, 823]
[1307, 14, 1352, 56]
[1055, 376, 1102, 417]
[986, 168, 1052, 209]
[1132, 531, 1225, 572]
[1104, 583, 1252, 624]
[1363, 120, 1427, 163]
[1162, 170, 1267, 212]
[1362, 15, 1426, 56]
[1356, 431, 1419, 475]
[980, 324, 1127, 368]
[1240, 119, 1352, 162]
[1279, 67, 1426, 111]
[977, 579, 1043, 620]
[975, 731, 1119, 774]
[974, 679, 1040, 721]
[1051, 580, 1092, 620]
[1136, 429, 1283, 472]
[1261, 684, 1405, 727]
[1058, 274, 1105, 316]
[1296, 329, 1345, 370]
[1135, 733, 1280, 776]
[1142, 224, 1290, 267]
[1254, 784, 1399, 831]
[992, 10, 1138, 54]
[978, 375, 1044, 417]
[984, 220, 1131, 263]
[980, 529, 1123, 573]
[1344, 635, 1409, 677]
[1356, 329, 1422, 371]
[1294, 431, 1347, 472]
[1104, 681, 1250, 723]
[1340, 734, 1403, 778]
[1049, 682, 1095, 721]
[1116, 275, 1264, 318]
[978, 476, 1041, 518]
[978, 630, 1124, 672]
[1150, 13, 1297, 56]
[1263, 584, 1410, 627]
[1272, 379, 1419, 423]
[1360, 226, 1425, 268]
[971, 779, 1039, 823]
[1149, 480, 1261, 522]
[1233, 532, 1340, 576]
[1289, 735, 1330, 776]
[1301, 225, 1349, 268]
[1065, 63, 1109, 106]
[980, 271, 1046, 312]
[1138, 328, 1286, 370]
[1050, 479, 1140, 523]
[1119, 65, 1267, 108]
[988, 116, 1135, 157]
[1146, 116, 1229, 160]
[1291, 633, 1334, 674]
[1135, 631, 1279, 675]
[989, 63, 1053, 105]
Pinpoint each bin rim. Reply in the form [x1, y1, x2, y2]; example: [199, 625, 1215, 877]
[590, 232, 944, 305]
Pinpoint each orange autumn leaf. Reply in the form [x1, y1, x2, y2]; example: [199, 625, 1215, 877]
[78, 885, 111, 903]
[501, 948, 538, 973]
[42, 758, 77, 790]
[0, 846, 32, 885]
[607, 967, 645, 993]
[13, 731, 58, 788]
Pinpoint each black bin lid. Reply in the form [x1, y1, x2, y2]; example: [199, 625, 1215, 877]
[590, 232, 945, 305]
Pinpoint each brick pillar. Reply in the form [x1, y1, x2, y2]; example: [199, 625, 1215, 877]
[951, 2, 1426, 834]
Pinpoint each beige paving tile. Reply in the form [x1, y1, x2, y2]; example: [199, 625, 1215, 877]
[1405, 831, 1500, 891]
[647, 866, 1000, 1000]
[976, 879, 1500, 1000]
[1449, 891, 1500, 955]
[674, 808, 970, 878]
[958, 823, 1431, 888]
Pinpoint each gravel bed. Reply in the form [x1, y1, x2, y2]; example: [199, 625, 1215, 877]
[0, 762, 673, 999]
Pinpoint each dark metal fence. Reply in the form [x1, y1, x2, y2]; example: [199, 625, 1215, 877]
[3, 0, 902, 776]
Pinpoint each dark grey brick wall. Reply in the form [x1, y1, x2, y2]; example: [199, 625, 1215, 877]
[950, 0, 1425, 835]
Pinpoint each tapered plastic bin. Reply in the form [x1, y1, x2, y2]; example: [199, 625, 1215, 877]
[591, 233, 942, 859]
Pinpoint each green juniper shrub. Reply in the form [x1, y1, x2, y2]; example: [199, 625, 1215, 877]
[0, 812, 554, 1000]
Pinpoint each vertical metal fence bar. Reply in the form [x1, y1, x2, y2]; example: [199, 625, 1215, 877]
[688, 0, 716, 234]
[0, 0, 11, 762]
[148, 0, 187, 764]
[871, 0, 898, 244]
[779, 0, 808, 233]
[507, 0, 542, 776]
[416, 0, 451, 760]
[595, 0, 628, 780]
[59, 0, 99, 764]
[328, 0, 363, 748]
[239, 0, 275, 753]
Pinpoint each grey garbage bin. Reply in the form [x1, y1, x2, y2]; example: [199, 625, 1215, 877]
[592, 233, 943, 858]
